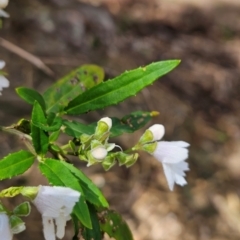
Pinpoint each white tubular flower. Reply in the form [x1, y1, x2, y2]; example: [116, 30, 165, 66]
[0, 213, 13, 240]
[148, 124, 190, 191]
[0, 60, 9, 95]
[32, 186, 80, 240]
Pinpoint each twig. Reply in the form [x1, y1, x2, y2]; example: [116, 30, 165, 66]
[0, 37, 54, 76]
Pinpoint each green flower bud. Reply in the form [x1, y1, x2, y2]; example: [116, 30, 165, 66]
[139, 124, 165, 144]
[117, 152, 138, 167]
[95, 117, 112, 139]
[102, 155, 116, 171]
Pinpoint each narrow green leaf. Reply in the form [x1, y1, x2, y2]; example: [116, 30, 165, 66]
[82, 203, 102, 240]
[72, 214, 80, 240]
[32, 103, 62, 132]
[32, 101, 47, 126]
[31, 125, 49, 155]
[39, 159, 92, 229]
[65, 60, 180, 114]
[49, 130, 60, 143]
[31, 102, 49, 155]
[111, 111, 157, 137]
[0, 150, 35, 180]
[63, 111, 157, 138]
[62, 162, 109, 208]
[99, 209, 133, 240]
[16, 87, 46, 111]
[43, 65, 104, 114]
[35, 116, 62, 132]
[62, 120, 95, 138]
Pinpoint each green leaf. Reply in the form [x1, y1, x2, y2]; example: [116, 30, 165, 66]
[32, 104, 62, 132]
[65, 60, 180, 115]
[62, 120, 95, 138]
[31, 102, 49, 155]
[31, 125, 49, 155]
[39, 159, 92, 229]
[111, 111, 157, 137]
[61, 162, 109, 208]
[82, 203, 102, 240]
[49, 130, 60, 143]
[99, 209, 133, 240]
[63, 111, 157, 138]
[32, 101, 47, 126]
[16, 87, 46, 111]
[43, 65, 104, 114]
[0, 150, 35, 180]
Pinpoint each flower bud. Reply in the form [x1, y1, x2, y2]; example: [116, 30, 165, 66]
[94, 117, 112, 139]
[100, 117, 112, 130]
[148, 124, 165, 141]
[91, 146, 107, 160]
[102, 155, 116, 171]
[139, 124, 165, 144]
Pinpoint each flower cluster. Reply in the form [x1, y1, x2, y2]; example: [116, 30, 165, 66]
[0, 186, 80, 240]
[78, 117, 138, 170]
[139, 124, 190, 191]
[0, 60, 9, 95]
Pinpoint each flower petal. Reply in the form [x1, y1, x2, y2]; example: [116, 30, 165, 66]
[100, 117, 112, 130]
[42, 217, 55, 240]
[33, 186, 80, 218]
[162, 163, 175, 191]
[0, 75, 9, 88]
[0, 213, 13, 240]
[148, 124, 165, 141]
[0, 9, 9, 17]
[55, 214, 67, 239]
[162, 161, 189, 191]
[167, 141, 190, 148]
[0, 60, 5, 69]
[153, 141, 189, 164]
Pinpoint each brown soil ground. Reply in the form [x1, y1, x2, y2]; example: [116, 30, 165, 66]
[1, 0, 240, 239]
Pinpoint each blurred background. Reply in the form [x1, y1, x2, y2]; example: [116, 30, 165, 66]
[1, 0, 240, 239]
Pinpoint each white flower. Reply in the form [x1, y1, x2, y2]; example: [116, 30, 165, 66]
[32, 186, 80, 240]
[0, 60, 9, 95]
[0, 0, 9, 9]
[0, 213, 12, 240]
[148, 124, 190, 191]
